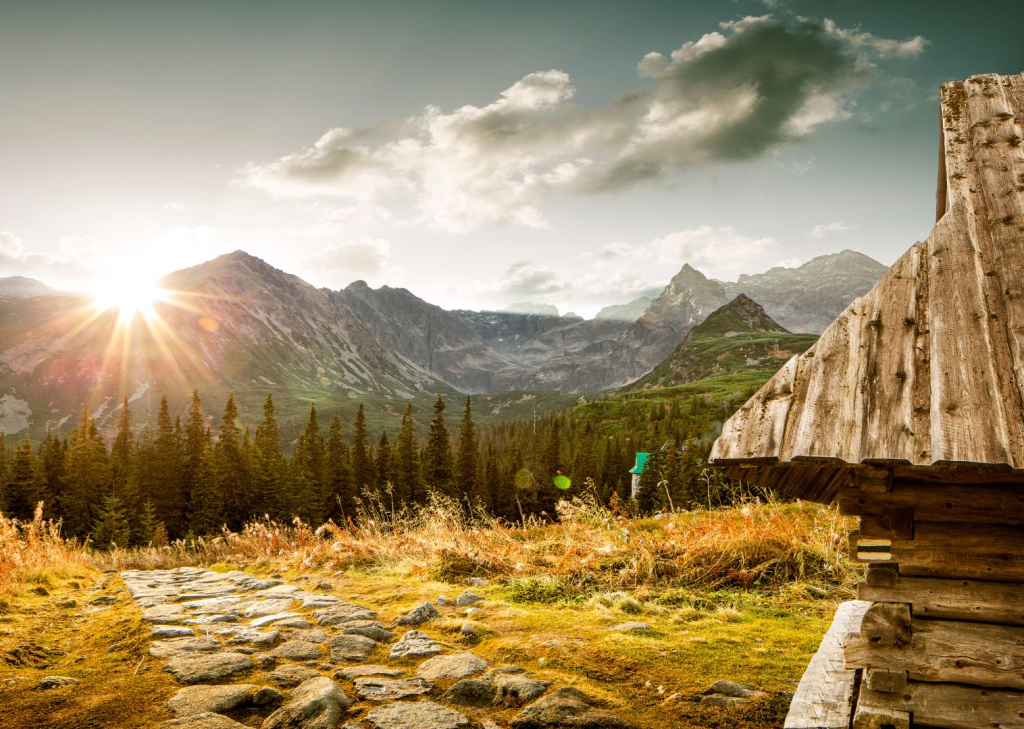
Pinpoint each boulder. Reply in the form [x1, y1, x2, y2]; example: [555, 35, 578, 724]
[494, 676, 551, 707]
[268, 664, 321, 688]
[312, 603, 378, 626]
[329, 634, 378, 662]
[354, 676, 433, 701]
[510, 687, 637, 728]
[38, 676, 79, 690]
[364, 700, 471, 729]
[442, 679, 495, 707]
[164, 653, 253, 685]
[272, 640, 324, 662]
[454, 593, 483, 607]
[394, 602, 440, 627]
[262, 677, 351, 729]
[167, 684, 255, 717]
[416, 652, 488, 680]
[253, 686, 284, 707]
[388, 631, 441, 660]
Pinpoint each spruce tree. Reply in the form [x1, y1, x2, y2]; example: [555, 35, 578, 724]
[6, 439, 40, 519]
[92, 492, 130, 548]
[183, 392, 223, 534]
[395, 403, 421, 505]
[291, 403, 326, 524]
[251, 393, 285, 520]
[454, 397, 479, 506]
[635, 450, 662, 515]
[110, 398, 134, 498]
[37, 429, 66, 519]
[62, 410, 110, 538]
[423, 394, 453, 497]
[215, 393, 251, 529]
[538, 416, 563, 514]
[375, 428, 393, 494]
[137, 498, 159, 546]
[324, 413, 353, 522]
[148, 397, 184, 538]
[350, 403, 374, 497]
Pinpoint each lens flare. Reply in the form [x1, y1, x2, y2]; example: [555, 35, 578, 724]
[553, 474, 571, 490]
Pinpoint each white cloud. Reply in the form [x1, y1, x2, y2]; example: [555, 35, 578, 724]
[0, 231, 25, 259]
[646, 226, 779, 278]
[808, 221, 855, 238]
[241, 16, 924, 232]
[302, 237, 405, 288]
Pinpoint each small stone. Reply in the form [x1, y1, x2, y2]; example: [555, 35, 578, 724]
[354, 676, 433, 701]
[250, 612, 300, 627]
[164, 653, 253, 685]
[275, 618, 315, 629]
[443, 679, 495, 707]
[702, 680, 766, 699]
[90, 595, 117, 605]
[315, 582, 334, 590]
[494, 676, 551, 707]
[510, 687, 637, 729]
[55, 598, 77, 608]
[484, 666, 526, 680]
[389, 631, 441, 660]
[364, 700, 471, 729]
[454, 592, 483, 607]
[465, 608, 480, 616]
[167, 684, 255, 717]
[263, 677, 351, 729]
[416, 652, 488, 680]
[611, 622, 652, 632]
[701, 695, 753, 708]
[251, 653, 276, 669]
[183, 614, 240, 625]
[244, 599, 295, 618]
[335, 665, 404, 680]
[106, 644, 119, 654]
[313, 603, 379, 626]
[290, 628, 329, 644]
[343, 624, 395, 642]
[226, 629, 281, 648]
[459, 623, 478, 637]
[158, 712, 247, 729]
[394, 601, 441, 627]
[39, 676, 79, 690]
[230, 647, 257, 655]
[436, 596, 448, 606]
[268, 664, 321, 688]
[253, 686, 284, 707]
[465, 578, 488, 587]
[272, 640, 324, 662]
[330, 634, 378, 662]
[152, 626, 196, 639]
[342, 724, 367, 729]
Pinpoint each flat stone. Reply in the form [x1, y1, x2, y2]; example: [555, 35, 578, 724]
[454, 592, 483, 607]
[183, 614, 240, 625]
[289, 629, 329, 644]
[150, 637, 221, 659]
[180, 597, 242, 612]
[510, 687, 637, 728]
[244, 599, 296, 618]
[330, 634, 378, 662]
[494, 676, 551, 707]
[416, 652, 488, 680]
[250, 612, 300, 627]
[312, 603, 378, 626]
[158, 713, 247, 729]
[354, 676, 433, 701]
[268, 664, 321, 688]
[343, 624, 395, 642]
[364, 700, 471, 729]
[701, 695, 755, 708]
[275, 618, 315, 629]
[300, 594, 342, 609]
[167, 684, 255, 717]
[389, 631, 441, 660]
[90, 595, 117, 605]
[272, 640, 324, 661]
[702, 680, 766, 699]
[610, 622, 652, 632]
[226, 629, 281, 648]
[443, 679, 495, 707]
[39, 676, 79, 690]
[394, 602, 440, 627]
[253, 686, 284, 707]
[236, 577, 283, 591]
[335, 664, 404, 680]
[164, 653, 253, 685]
[252, 584, 300, 597]
[152, 626, 196, 639]
[143, 604, 187, 624]
[263, 677, 351, 729]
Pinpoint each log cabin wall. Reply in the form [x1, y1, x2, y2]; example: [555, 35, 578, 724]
[838, 473, 1024, 729]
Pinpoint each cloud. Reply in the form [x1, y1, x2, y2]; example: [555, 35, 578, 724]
[242, 16, 924, 231]
[302, 237, 405, 287]
[808, 220, 854, 238]
[0, 231, 24, 259]
[480, 259, 660, 307]
[0, 230, 103, 284]
[163, 202, 186, 212]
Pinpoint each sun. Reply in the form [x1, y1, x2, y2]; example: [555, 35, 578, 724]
[93, 279, 168, 321]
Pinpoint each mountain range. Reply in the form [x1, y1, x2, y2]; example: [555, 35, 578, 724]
[0, 249, 885, 438]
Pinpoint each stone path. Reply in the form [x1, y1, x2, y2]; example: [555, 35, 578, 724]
[121, 567, 636, 728]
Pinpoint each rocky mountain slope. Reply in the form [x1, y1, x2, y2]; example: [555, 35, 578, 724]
[0, 276, 75, 297]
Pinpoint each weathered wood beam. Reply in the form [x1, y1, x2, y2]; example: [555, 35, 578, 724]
[854, 466, 892, 493]
[857, 680, 1024, 729]
[863, 667, 907, 693]
[859, 575, 1024, 626]
[845, 617, 1024, 690]
[851, 701, 909, 729]
[860, 602, 912, 647]
[839, 481, 1024, 526]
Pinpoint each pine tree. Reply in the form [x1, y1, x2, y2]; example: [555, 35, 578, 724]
[375, 428, 393, 495]
[482, 443, 501, 515]
[324, 413, 353, 522]
[251, 393, 285, 520]
[635, 450, 662, 515]
[137, 498, 159, 546]
[92, 492, 130, 548]
[215, 393, 251, 529]
[537, 416, 563, 514]
[37, 429, 66, 520]
[5, 439, 40, 519]
[183, 391, 223, 534]
[455, 397, 479, 506]
[423, 394, 453, 497]
[147, 396, 184, 538]
[110, 398, 134, 498]
[62, 410, 110, 538]
[291, 403, 326, 524]
[350, 403, 374, 498]
[395, 403, 421, 505]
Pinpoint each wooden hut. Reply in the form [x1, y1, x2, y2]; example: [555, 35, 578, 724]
[709, 72, 1024, 729]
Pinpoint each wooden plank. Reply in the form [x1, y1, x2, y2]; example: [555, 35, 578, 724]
[851, 701, 909, 729]
[859, 575, 1024, 626]
[854, 466, 892, 493]
[863, 667, 907, 693]
[784, 600, 871, 729]
[839, 480, 1024, 526]
[858, 680, 1024, 729]
[845, 617, 1024, 690]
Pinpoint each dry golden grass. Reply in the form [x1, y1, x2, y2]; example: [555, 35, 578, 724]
[0, 505, 90, 600]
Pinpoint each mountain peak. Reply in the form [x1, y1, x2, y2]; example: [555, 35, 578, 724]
[690, 294, 788, 338]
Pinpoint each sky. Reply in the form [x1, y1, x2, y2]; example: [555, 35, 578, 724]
[1, 0, 1021, 318]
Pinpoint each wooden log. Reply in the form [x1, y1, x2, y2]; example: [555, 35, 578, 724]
[839, 481, 1024, 526]
[851, 701, 909, 729]
[845, 617, 1024, 690]
[859, 510, 914, 540]
[857, 681, 1024, 729]
[860, 603, 911, 647]
[855, 466, 892, 493]
[864, 667, 907, 693]
[784, 600, 871, 729]
[859, 575, 1024, 625]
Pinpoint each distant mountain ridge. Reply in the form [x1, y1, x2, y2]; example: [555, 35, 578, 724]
[0, 276, 75, 298]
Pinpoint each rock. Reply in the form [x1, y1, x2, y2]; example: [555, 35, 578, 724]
[330, 634, 378, 662]
[354, 676, 433, 701]
[494, 676, 551, 707]
[484, 666, 526, 680]
[315, 581, 333, 591]
[226, 629, 281, 648]
[55, 597, 77, 608]
[364, 700, 471, 729]
[150, 637, 221, 659]
[106, 644, 119, 653]
[458, 624, 478, 637]
[167, 684, 255, 716]
[268, 664, 321, 688]
[436, 596, 448, 606]
[184, 614, 241, 625]
[465, 608, 480, 616]
[158, 712, 248, 729]
[610, 622, 652, 632]
[275, 618, 315, 629]
[342, 724, 367, 729]
[416, 652, 488, 680]
[465, 578, 488, 587]
[230, 647, 257, 655]
[289, 628, 329, 643]
[263, 677, 351, 729]
[343, 624, 395, 642]
[152, 626, 196, 639]
[164, 653, 254, 685]
[251, 653, 277, 669]
[254, 686, 285, 707]
[389, 631, 441, 660]
[251, 612, 300, 627]
[335, 665, 404, 680]
[510, 687, 637, 728]
[143, 604, 187, 624]
[38, 676, 79, 690]
[272, 640, 324, 662]
[454, 592, 483, 607]
[700, 695, 753, 708]
[312, 603, 378, 626]
[394, 602, 440, 626]
[443, 679, 495, 707]
[90, 595, 117, 605]
[244, 599, 296, 618]
[702, 680, 766, 699]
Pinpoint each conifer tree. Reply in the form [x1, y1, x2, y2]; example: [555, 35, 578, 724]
[635, 450, 662, 515]
[538, 416, 563, 514]
[215, 393, 251, 529]
[148, 396, 184, 538]
[0, 430, 8, 512]
[395, 403, 421, 505]
[62, 410, 110, 538]
[92, 492, 130, 548]
[291, 403, 326, 523]
[251, 393, 285, 520]
[137, 498, 159, 546]
[350, 403, 374, 497]
[110, 398, 134, 498]
[482, 443, 501, 515]
[6, 439, 40, 519]
[375, 428, 393, 496]
[37, 429, 66, 519]
[423, 394, 453, 497]
[182, 392, 223, 534]
[455, 397, 478, 505]
[324, 413, 353, 522]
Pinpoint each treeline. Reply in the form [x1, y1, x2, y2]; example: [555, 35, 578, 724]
[0, 388, 746, 547]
